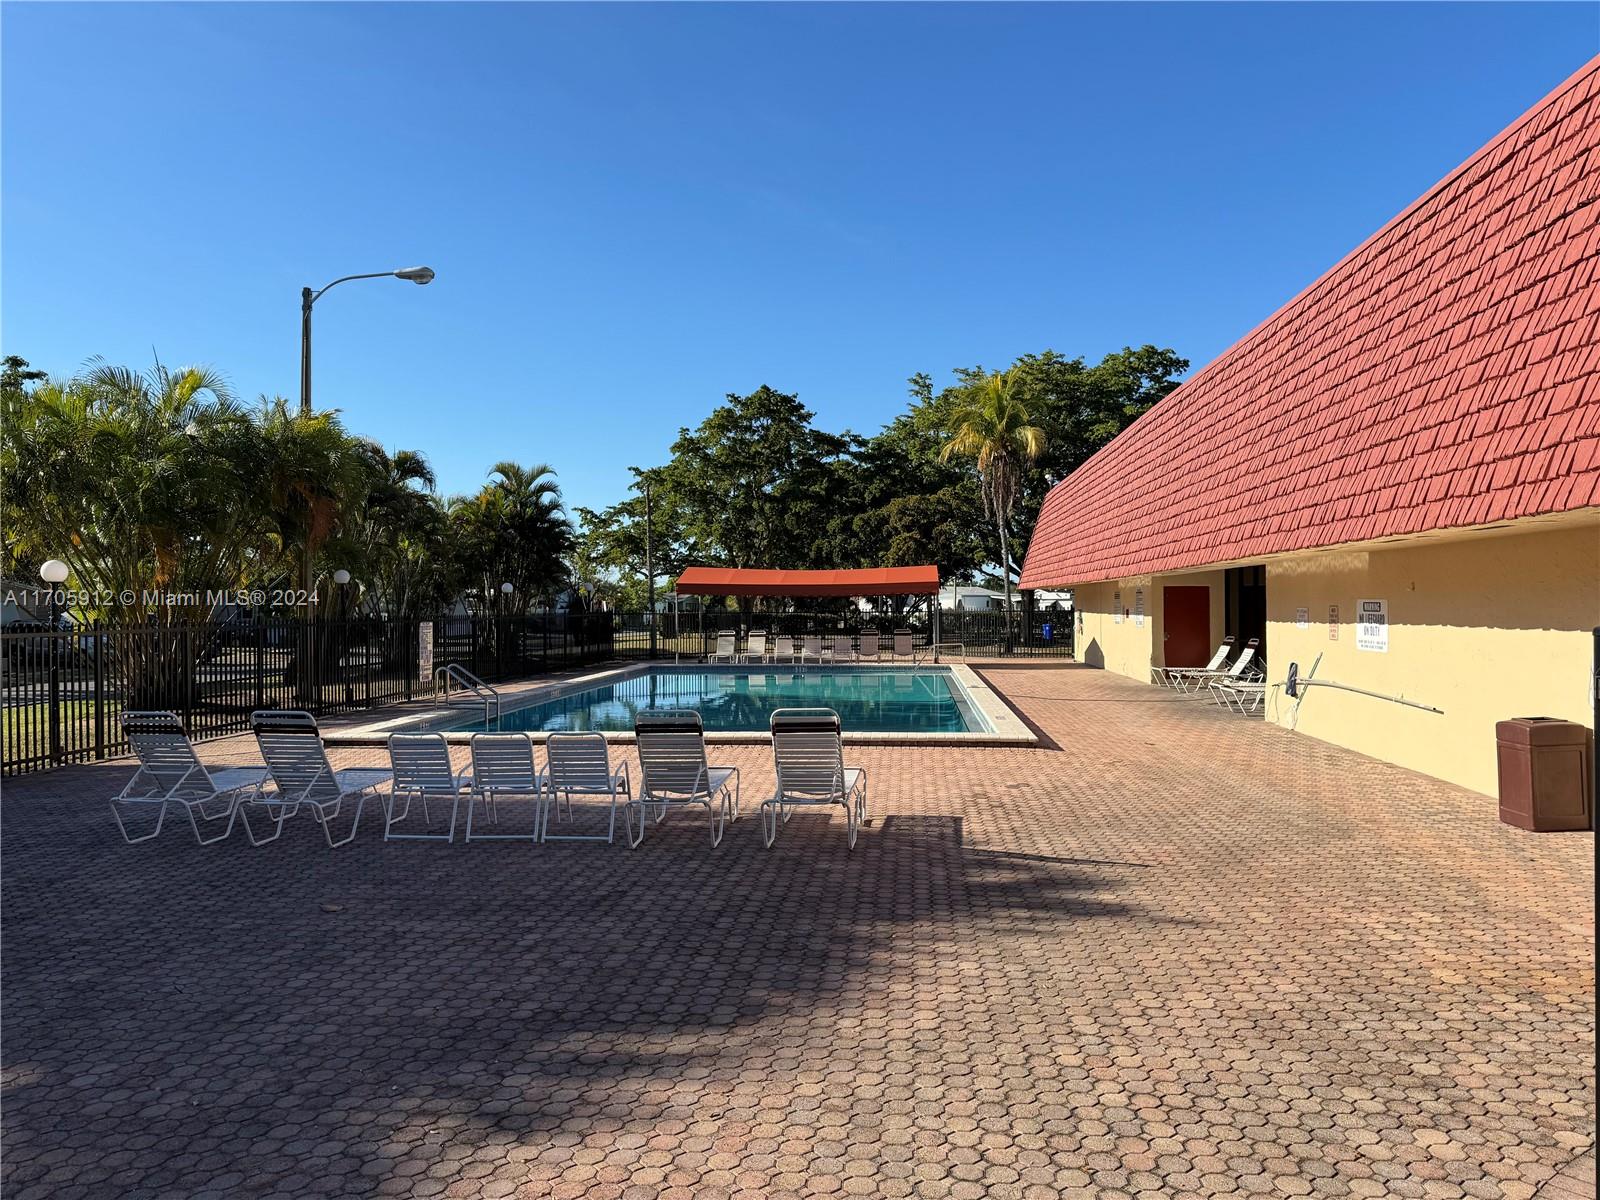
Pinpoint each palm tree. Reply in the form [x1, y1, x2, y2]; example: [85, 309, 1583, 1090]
[940, 370, 1045, 650]
[1, 357, 252, 621]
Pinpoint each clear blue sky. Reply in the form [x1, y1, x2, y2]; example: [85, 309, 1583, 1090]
[3, 3, 1594, 512]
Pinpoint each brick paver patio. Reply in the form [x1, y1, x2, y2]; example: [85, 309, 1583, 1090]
[2, 664, 1592, 1200]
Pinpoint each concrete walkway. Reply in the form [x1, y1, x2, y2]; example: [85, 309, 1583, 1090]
[1, 664, 1592, 1199]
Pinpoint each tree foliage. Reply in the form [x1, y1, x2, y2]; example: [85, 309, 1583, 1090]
[576, 345, 1186, 606]
[1, 355, 570, 622]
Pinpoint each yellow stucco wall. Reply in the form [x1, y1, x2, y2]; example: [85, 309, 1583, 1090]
[1075, 571, 1229, 681]
[1072, 577, 1156, 679]
[1263, 520, 1599, 796]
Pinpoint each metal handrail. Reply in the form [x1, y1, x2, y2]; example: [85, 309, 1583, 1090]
[434, 662, 501, 720]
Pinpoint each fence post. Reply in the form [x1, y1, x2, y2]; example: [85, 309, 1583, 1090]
[47, 633, 62, 766]
[93, 628, 105, 760]
[255, 621, 266, 709]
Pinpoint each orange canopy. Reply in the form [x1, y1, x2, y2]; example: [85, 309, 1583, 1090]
[674, 565, 939, 598]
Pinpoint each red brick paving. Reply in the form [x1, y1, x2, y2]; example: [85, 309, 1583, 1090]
[2, 664, 1592, 1199]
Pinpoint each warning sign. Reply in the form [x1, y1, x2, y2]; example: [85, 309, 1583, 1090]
[1328, 605, 1339, 640]
[1133, 589, 1145, 628]
[1356, 599, 1387, 652]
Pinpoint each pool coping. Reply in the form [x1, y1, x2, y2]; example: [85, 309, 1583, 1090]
[324, 662, 1037, 747]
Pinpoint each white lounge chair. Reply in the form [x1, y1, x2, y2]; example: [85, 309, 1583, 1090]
[385, 733, 473, 842]
[112, 710, 267, 845]
[1153, 637, 1234, 690]
[801, 634, 827, 663]
[740, 630, 768, 663]
[764, 708, 869, 850]
[857, 630, 881, 662]
[707, 630, 738, 663]
[465, 733, 544, 842]
[829, 634, 854, 662]
[542, 732, 630, 843]
[769, 635, 798, 663]
[1211, 673, 1268, 714]
[1186, 639, 1259, 695]
[631, 709, 740, 848]
[242, 710, 391, 847]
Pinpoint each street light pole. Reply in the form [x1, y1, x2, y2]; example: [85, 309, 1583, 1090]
[299, 266, 435, 416]
[644, 478, 657, 659]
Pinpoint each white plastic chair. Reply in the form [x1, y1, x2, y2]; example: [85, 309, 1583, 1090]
[764, 708, 869, 850]
[242, 710, 391, 847]
[740, 630, 768, 663]
[385, 733, 473, 842]
[707, 631, 738, 663]
[465, 734, 544, 842]
[769, 635, 798, 663]
[829, 634, 854, 662]
[542, 732, 630, 843]
[631, 709, 740, 848]
[802, 634, 828, 663]
[112, 711, 266, 845]
[857, 630, 881, 662]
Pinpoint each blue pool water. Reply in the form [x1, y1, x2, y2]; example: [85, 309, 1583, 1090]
[431, 669, 982, 734]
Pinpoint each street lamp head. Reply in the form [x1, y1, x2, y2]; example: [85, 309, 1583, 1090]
[500, 582, 514, 595]
[394, 266, 435, 285]
[332, 569, 351, 586]
[39, 559, 70, 585]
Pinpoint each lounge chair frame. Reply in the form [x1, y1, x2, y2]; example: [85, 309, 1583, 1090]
[385, 733, 473, 842]
[242, 710, 391, 847]
[465, 733, 545, 842]
[763, 708, 869, 850]
[112, 711, 266, 845]
[631, 709, 740, 848]
[542, 732, 630, 843]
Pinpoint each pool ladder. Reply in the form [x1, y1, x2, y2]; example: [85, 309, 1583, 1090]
[434, 662, 502, 722]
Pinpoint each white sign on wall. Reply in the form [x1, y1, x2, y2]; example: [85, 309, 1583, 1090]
[1295, 607, 1309, 630]
[1113, 591, 1122, 624]
[1356, 599, 1388, 652]
[1328, 604, 1340, 640]
[417, 621, 435, 682]
[1133, 589, 1145, 628]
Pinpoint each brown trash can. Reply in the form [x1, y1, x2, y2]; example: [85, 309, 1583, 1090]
[1496, 718, 1593, 832]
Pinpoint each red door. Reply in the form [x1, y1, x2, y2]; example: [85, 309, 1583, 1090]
[1162, 586, 1211, 667]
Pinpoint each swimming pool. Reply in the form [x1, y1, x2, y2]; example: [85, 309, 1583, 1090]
[419, 666, 992, 735]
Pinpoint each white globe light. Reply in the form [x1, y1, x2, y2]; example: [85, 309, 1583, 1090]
[332, 569, 351, 585]
[500, 582, 514, 594]
[39, 559, 69, 584]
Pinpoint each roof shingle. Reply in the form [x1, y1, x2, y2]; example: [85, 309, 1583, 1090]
[1020, 58, 1600, 589]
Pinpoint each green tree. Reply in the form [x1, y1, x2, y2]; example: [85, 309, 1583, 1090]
[940, 370, 1046, 641]
[656, 386, 846, 604]
[1, 358, 261, 621]
[449, 462, 573, 614]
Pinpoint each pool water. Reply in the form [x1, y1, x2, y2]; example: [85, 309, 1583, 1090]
[435, 669, 982, 734]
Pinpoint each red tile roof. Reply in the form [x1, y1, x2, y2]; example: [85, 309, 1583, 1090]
[675, 565, 940, 597]
[1020, 58, 1600, 589]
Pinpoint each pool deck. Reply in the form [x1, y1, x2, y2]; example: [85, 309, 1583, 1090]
[328, 661, 1037, 746]
[1, 661, 1592, 1200]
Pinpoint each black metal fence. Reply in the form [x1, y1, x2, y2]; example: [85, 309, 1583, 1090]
[608, 609, 1075, 660]
[1, 612, 616, 776]
[1, 607, 1067, 775]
